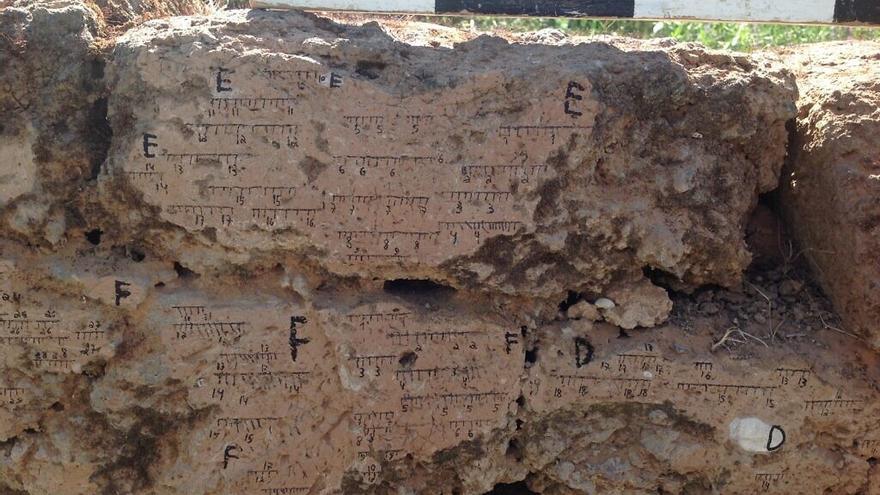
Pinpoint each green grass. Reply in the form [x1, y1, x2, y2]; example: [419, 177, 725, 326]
[417, 16, 880, 51]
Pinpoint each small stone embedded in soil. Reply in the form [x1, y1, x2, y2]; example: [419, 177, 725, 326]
[729, 417, 786, 453]
[594, 298, 616, 310]
[600, 280, 673, 329]
[567, 301, 601, 321]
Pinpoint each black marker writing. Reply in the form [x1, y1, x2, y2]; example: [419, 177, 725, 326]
[289, 316, 310, 362]
[142, 133, 158, 158]
[574, 336, 594, 368]
[216, 67, 233, 92]
[223, 444, 239, 469]
[767, 425, 785, 451]
[114, 280, 131, 306]
[504, 331, 519, 355]
[564, 81, 585, 118]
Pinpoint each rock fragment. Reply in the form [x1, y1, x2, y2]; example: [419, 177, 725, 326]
[566, 300, 600, 321]
[594, 297, 616, 310]
[729, 416, 785, 453]
[599, 280, 673, 329]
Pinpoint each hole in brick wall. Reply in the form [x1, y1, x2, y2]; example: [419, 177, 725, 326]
[869, 457, 878, 467]
[398, 351, 417, 368]
[642, 265, 681, 294]
[745, 191, 790, 271]
[505, 438, 522, 461]
[485, 481, 537, 495]
[85, 228, 103, 245]
[86, 96, 112, 180]
[89, 58, 105, 80]
[129, 247, 145, 262]
[382, 279, 456, 298]
[173, 262, 198, 279]
[524, 348, 537, 364]
[557, 290, 582, 312]
[81, 359, 107, 380]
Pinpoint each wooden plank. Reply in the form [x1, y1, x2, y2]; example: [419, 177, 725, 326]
[250, 0, 880, 25]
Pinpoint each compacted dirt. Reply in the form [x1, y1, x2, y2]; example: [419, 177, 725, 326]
[777, 41, 880, 351]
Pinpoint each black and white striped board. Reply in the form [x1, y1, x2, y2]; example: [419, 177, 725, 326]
[251, 0, 880, 25]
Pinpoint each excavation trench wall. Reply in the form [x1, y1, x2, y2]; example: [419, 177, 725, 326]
[0, 3, 878, 495]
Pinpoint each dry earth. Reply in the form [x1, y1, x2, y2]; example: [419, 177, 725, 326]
[778, 41, 880, 351]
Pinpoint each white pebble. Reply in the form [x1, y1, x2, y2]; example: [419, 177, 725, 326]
[594, 297, 616, 309]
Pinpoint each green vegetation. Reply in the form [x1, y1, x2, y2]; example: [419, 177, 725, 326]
[417, 16, 880, 51]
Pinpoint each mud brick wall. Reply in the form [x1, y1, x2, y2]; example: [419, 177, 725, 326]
[1, 4, 878, 495]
